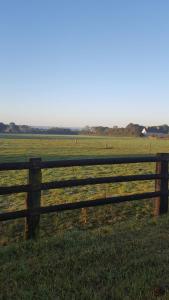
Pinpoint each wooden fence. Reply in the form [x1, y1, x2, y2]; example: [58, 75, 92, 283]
[0, 153, 169, 240]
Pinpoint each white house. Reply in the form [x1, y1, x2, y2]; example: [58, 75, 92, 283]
[142, 128, 148, 136]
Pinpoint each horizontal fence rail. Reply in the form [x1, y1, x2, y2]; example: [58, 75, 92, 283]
[0, 184, 30, 195]
[41, 174, 161, 190]
[0, 155, 162, 171]
[0, 153, 169, 240]
[0, 174, 162, 195]
[0, 192, 161, 222]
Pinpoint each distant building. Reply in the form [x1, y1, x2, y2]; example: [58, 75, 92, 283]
[142, 128, 148, 136]
[142, 128, 168, 138]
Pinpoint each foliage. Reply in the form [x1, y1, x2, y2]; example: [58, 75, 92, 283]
[0, 122, 78, 135]
[82, 123, 144, 137]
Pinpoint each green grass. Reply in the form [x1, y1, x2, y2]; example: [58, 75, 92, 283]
[2, 215, 169, 299]
[1, 134, 169, 162]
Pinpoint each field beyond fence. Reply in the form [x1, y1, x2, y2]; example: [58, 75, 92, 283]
[0, 153, 169, 241]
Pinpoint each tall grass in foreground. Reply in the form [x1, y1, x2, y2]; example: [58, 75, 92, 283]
[2, 216, 169, 299]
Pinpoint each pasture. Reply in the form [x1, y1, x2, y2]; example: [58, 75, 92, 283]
[1, 134, 169, 244]
[2, 215, 169, 300]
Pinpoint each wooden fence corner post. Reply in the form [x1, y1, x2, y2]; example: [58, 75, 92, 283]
[154, 153, 169, 216]
[25, 158, 42, 240]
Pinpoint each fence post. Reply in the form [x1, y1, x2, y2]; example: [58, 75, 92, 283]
[25, 158, 42, 240]
[154, 153, 169, 216]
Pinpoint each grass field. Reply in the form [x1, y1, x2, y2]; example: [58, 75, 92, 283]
[2, 215, 169, 299]
[0, 134, 169, 244]
[1, 134, 169, 299]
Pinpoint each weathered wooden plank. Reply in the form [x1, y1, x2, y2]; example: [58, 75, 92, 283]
[0, 174, 160, 195]
[0, 184, 30, 195]
[0, 191, 161, 221]
[0, 161, 30, 171]
[0, 155, 160, 171]
[25, 158, 42, 240]
[41, 174, 160, 190]
[154, 153, 169, 216]
[36, 191, 161, 213]
[0, 209, 28, 221]
[40, 156, 159, 169]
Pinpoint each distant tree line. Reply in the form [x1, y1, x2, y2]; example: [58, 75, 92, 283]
[81, 123, 144, 137]
[81, 123, 169, 137]
[1, 122, 169, 137]
[0, 122, 78, 135]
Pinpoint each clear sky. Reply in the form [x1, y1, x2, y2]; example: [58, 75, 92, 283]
[0, 0, 169, 127]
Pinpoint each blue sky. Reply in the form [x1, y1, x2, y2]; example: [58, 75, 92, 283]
[0, 0, 169, 127]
